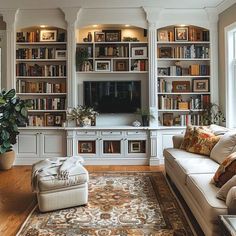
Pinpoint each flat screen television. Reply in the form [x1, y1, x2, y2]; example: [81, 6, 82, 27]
[84, 81, 141, 113]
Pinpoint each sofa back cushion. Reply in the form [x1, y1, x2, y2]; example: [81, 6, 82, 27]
[213, 152, 236, 188]
[185, 127, 220, 156]
[210, 131, 236, 164]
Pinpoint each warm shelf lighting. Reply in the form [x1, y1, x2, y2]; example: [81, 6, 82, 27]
[125, 24, 130, 27]
[179, 24, 187, 27]
[93, 25, 98, 28]
[40, 25, 46, 28]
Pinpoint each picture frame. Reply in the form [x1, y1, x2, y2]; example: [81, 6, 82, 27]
[163, 113, 174, 126]
[54, 115, 63, 126]
[55, 50, 66, 59]
[103, 30, 121, 42]
[158, 47, 172, 58]
[95, 60, 111, 72]
[79, 141, 94, 153]
[45, 114, 55, 126]
[115, 60, 127, 71]
[172, 81, 190, 92]
[131, 47, 147, 58]
[192, 79, 209, 92]
[158, 67, 169, 76]
[94, 31, 105, 42]
[158, 30, 169, 41]
[175, 27, 188, 41]
[40, 30, 57, 42]
[130, 141, 141, 153]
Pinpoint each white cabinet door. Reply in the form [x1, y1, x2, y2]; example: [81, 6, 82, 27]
[16, 131, 40, 158]
[40, 131, 66, 158]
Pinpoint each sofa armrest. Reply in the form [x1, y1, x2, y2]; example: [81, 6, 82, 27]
[226, 186, 236, 214]
[172, 135, 184, 149]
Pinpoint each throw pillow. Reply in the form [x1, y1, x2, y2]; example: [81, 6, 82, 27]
[216, 175, 236, 201]
[186, 127, 220, 156]
[180, 125, 210, 150]
[213, 152, 236, 188]
[210, 130, 236, 164]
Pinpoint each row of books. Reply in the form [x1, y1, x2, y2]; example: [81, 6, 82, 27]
[189, 28, 210, 42]
[95, 45, 129, 57]
[17, 81, 66, 93]
[189, 64, 210, 76]
[28, 113, 65, 127]
[131, 60, 148, 71]
[17, 31, 40, 43]
[16, 48, 65, 60]
[158, 45, 210, 59]
[16, 63, 67, 77]
[179, 114, 205, 126]
[30, 98, 66, 110]
[158, 95, 210, 110]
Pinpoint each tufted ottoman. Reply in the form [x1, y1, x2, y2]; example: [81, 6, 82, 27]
[32, 157, 89, 212]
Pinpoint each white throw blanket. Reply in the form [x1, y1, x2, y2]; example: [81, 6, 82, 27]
[31, 156, 84, 192]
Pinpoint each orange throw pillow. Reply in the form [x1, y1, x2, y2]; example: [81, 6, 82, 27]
[213, 152, 236, 187]
[180, 126, 195, 150]
[186, 127, 220, 156]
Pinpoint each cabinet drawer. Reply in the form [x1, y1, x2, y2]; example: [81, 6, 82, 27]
[76, 131, 96, 136]
[101, 131, 122, 136]
[127, 131, 147, 135]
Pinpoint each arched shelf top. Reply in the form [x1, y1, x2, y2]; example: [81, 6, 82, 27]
[157, 25, 209, 31]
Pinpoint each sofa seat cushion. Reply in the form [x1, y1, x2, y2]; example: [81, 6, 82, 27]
[186, 174, 228, 223]
[164, 148, 208, 163]
[38, 164, 89, 192]
[173, 158, 219, 185]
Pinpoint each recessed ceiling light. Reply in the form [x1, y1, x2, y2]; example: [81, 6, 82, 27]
[125, 24, 130, 27]
[40, 25, 46, 28]
[93, 25, 98, 28]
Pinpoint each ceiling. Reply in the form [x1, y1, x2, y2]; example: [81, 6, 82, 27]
[0, 0, 235, 13]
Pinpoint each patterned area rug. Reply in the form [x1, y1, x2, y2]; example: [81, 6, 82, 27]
[17, 172, 194, 236]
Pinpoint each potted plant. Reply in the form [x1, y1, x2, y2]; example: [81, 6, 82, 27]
[0, 89, 31, 170]
[67, 105, 99, 127]
[76, 47, 92, 71]
[135, 108, 155, 126]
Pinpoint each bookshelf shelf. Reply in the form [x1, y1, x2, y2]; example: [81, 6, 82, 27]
[16, 27, 67, 127]
[157, 25, 211, 127]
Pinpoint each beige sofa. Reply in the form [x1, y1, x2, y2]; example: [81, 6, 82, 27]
[164, 134, 236, 236]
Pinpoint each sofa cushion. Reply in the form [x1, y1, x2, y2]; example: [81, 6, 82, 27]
[216, 175, 236, 201]
[180, 125, 195, 150]
[209, 124, 229, 136]
[186, 174, 228, 224]
[186, 127, 220, 156]
[173, 157, 219, 185]
[210, 130, 236, 164]
[212, 152, 236, 188]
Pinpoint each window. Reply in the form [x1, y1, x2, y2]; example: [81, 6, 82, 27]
[225, 22, 236, 128]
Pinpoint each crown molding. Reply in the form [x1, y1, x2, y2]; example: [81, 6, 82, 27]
[217, 0, 236, 14]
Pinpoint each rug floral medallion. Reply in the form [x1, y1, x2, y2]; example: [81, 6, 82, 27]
[18, 172, 193, 236]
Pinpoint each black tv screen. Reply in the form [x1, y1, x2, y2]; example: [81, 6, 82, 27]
[84, 81, 141, 113]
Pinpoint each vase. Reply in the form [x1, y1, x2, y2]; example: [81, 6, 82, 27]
[142, 115, 149, 126]
[0, 150, 15, 170]
[76, 117, 91, 127]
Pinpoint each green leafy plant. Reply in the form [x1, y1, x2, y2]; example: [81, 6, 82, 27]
[135, 108, 155, 126]
[0, 89, 31, 154]
[76, 47, 89, 71]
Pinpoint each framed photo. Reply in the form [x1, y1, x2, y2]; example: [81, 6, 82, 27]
[103, 30, 121, 42]
[115, 60, 127, 71]
[79, 141, 95, 153]
[158, 47, 172, 58]
[95, 60, 111, 71]
[40, 30, 57, 42]
[130, 141, 141, 153]
[131, 47, 147, 58]
[172, 81, 190, 92]
[175, 27, 188, 41]
[94, 31, 105, 42]
[163, 113, 174, 126]
[55, 50, 66, 59]
[158, 67, 169, 76]
[45, 114, 55, 126]
[54, 115, 63, 126]
[158, 30, 168, 41]
[192, 79, 209, 92]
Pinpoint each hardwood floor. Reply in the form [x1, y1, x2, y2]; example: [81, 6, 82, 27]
[0, 165, 163, 236]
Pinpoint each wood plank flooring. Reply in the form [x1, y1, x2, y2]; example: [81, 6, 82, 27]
[0, 165, 163, 236]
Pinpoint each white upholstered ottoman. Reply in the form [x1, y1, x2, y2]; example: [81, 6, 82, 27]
[31, 157, 89, 212]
